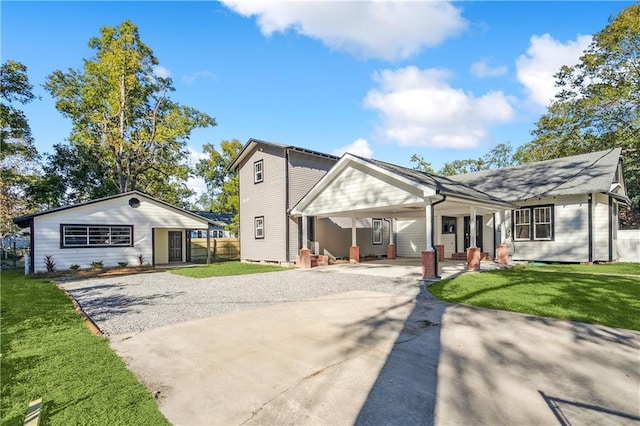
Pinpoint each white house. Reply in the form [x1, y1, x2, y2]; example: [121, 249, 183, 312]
[13, 191, 217, 273]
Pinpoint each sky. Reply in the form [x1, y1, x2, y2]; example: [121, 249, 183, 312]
[2, 0, 634, 197]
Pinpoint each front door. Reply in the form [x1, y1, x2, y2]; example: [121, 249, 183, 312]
[169, 231, 182, 262]
[463, 216, 483, 252]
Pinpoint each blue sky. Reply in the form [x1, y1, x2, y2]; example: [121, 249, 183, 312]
[2, 1, 634, 195]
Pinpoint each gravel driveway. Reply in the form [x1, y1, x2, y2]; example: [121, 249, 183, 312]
[58, 268, 424, 336]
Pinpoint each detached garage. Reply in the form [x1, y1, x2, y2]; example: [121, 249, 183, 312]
[13, 191, 216, 273]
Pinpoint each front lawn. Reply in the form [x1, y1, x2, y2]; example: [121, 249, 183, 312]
[0, 272, 169, 426]
[170, 260, 290, 278]
[527, 262, 640, 276]
[429, 265, 640, 331]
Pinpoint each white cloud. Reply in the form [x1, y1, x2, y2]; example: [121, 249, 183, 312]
[185, 147, 210, 202]
[332, 138, 373, 158]
[470, 59, 507, 78]
[364, 66, 515, 148]
[153, 65, 171, 79]
[220, 0, 467, 61]
[516, 33, 591, 107]
[182, 71, 217, 85]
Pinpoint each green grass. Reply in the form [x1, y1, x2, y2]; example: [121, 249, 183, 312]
[527, 262, 640, 275]
[0, 271, 169, 426]
[170, 260, 290, 278]
[429, 265, 640, 331]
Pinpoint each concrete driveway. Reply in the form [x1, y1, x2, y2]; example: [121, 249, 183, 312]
[89, 268, 640, 425]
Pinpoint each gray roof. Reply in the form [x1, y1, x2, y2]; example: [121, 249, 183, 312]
[449, 148, 623, 202]
[191, 212, 234, 227]
[228, 138, 339, 172]
[359, 156, 516, 207]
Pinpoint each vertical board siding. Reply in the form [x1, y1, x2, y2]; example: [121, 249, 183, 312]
[238, 144, 287, 262]
[32, 196, 207, 272]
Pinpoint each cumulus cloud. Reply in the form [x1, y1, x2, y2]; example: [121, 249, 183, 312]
[332, 138, 374, 158]
[182, 71, 217, 85]
[516, 33, 591, 107]
[470, 59, 507, 78]
[153, 65, 171, 78]
[220, 0, 467, 61]
[364, 66, 514, 148]
[185, 147, 210, 200]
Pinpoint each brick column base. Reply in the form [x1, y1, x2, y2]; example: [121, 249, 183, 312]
[496, 245, 509, 265]
[421, 250, 437, 280]
[298, 248, 311, 269]
[467, 247, 481, 271]
[387, 244, 396, 260]
[349, 245, 360, 264]
[434, 245, 444, 262]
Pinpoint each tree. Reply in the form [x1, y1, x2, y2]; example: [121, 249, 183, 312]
[44, 20, 215, 203]
[409, 154, 435, 174]
[439, 158, 487, 176]
[195, 139, 243, 231]
[0, 60, 39, 234]
[415, 142, 516, 176]
[515, 4, 640, 227]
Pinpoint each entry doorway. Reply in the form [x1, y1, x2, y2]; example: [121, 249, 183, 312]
[169, 231, 183, 262]
[463, 216, 483, 252]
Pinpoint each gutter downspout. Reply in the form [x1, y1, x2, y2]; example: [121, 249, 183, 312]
[431, 194, 447, 279]
[608, 196, 613, 262]
[588, 193, 593, 263]
[29, 220, 35, 274]
[285, 148, 290, 263]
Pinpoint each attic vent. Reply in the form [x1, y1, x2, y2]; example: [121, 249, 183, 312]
[129, 197, 141, 208]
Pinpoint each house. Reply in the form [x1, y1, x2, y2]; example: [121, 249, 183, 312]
[228, 138, 392, 264]
[233, 139, 628, 278]
[13, 191, 218, 273]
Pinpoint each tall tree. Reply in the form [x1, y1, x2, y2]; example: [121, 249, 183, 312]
[195, 139, 243, 231]
[409, 154, 435, 174]
[516, 4, 639, 226]
[44, 20, 215, 203]
[412, 142, 516, 176]
[0, 60, 39, 234]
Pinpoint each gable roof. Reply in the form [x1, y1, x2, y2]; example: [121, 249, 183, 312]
[449, 148, 626, 202]
[13, 191, 217, 229]
[227, 138, 339, 172]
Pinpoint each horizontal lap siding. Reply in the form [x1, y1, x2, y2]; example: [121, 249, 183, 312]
[397, 219, 426, 257]
[287, 152, 337, 261]
[509, 195, 589, 262]
[238, 145, 286, 262]
[304, 164, 423, 216]
[592, 193, 610, 261]
[33, 196, 206, 272]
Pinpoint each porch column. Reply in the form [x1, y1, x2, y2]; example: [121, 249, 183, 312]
[206, 225, 211, 265]
[422, 200, 437, 280]
[301, 215, 308, 249]
[496, 210, 509, 265]
[387, 218, 396, 259]
[299, 215, 312, 268]
[349, 216, 359, 263]
[467, 206, 481, 271]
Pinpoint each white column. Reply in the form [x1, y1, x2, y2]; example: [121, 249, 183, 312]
[388, 218, 394, 245]
[425, 200, 434, 251]
[499, 210, 507, 244]
[470, 206, 477, 247]
[301, 215, 308, 249]
[351, 217, 357, 246]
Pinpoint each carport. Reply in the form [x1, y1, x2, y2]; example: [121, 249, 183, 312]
[290, 154, 515, 279]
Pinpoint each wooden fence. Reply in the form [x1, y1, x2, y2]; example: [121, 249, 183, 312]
[190, 238, 240, 261]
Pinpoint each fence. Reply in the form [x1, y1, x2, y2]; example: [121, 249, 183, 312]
[190, 238, 240, 262]
[617, 230, 640, 262]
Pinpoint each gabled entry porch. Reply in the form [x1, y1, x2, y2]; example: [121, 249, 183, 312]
[289, 154, 515, 279]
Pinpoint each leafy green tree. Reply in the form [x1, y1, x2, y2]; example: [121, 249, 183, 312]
[412, 142, 516, 176]
[515, 4, 639, 227]
[409, 154, 435, 174]
[43, 20, 215, 203]
[195, 139, 243, 231]
[439, 158, 487, 176]
[0, 60, 39, 234]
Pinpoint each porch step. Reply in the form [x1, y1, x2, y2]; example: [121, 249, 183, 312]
[451, 252, 491, 261]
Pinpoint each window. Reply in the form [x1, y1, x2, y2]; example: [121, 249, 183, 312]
[255, 216, 264, 239]
[372, 218, 383, 245]
[442, 216, 456, 234]
[254, 160, 263, 183]
[61, 225, 133, 248]
[533, 206, 552, 240]
[514, 209, 530, 240]
[512, 205, 553, 241]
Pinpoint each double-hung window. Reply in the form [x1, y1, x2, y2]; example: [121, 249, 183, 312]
[61, 225, 133, 248]
[254, 160, 263, 183]
[372, 218, 383, 245]
[512, 205, 553, 241]
[255, 216, 264, 239]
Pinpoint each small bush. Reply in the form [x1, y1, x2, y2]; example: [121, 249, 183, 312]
[137, 254, 145, 267]
[69, 264, 81, 271]
[117, 261, 128, 268]
[44, 255, 56, 272]
[91, 261, 104, 270]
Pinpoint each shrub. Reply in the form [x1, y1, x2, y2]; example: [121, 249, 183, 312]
[137, 254, 145, 267]
[43, 255, 56, 272]
[69, 264, 81, 271]
[117, 261, 128, 268]
[91, 261, 104, 270]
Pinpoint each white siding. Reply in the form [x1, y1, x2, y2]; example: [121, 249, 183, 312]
[238, 145, 287, 262]
[314, 217, 388, 259]
[616, 230, 640, 262]
[32, 195, 207, 272]
[396, 219, 426, 257]
[592, 193, 610, 261]
[302, 164, 424, 216]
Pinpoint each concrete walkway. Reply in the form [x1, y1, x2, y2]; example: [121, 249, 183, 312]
[109, 288, 640, 425]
